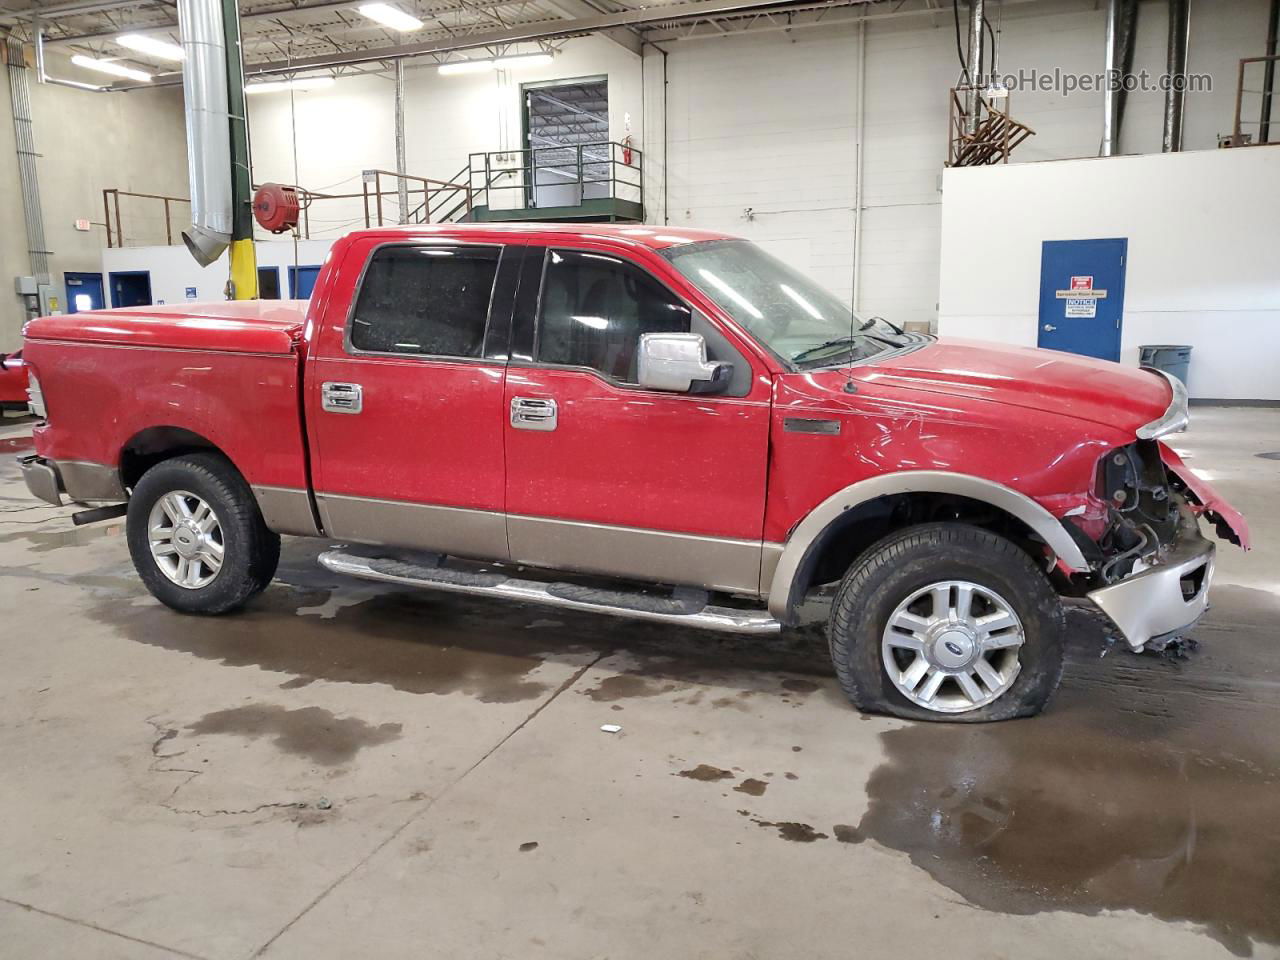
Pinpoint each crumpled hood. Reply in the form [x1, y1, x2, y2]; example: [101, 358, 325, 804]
[856, 338, 1171, 433]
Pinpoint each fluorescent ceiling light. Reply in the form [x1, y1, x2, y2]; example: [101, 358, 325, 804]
[116, 33, 184, 61]
[494, 53, 553, 69]
[70, 54, 151, 83]
[438, 59, 495, 75]
[245, 76, 336, 94]
[358, 3, 423, 31]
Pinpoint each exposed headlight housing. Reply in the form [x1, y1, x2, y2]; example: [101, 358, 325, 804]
[26, 370, 46, 420]
[1135, 368, 1188, 440]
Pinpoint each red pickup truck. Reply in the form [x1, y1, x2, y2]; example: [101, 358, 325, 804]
[19, 224, 1249, 721]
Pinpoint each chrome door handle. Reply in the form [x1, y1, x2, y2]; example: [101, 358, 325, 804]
[1043, 324, 1057, 332]
[510, 396, 557, 431]
[322, 381, 363, 414]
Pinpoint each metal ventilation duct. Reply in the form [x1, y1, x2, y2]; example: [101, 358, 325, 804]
[177, 0, 233, 267]
[1162, 0, 1191, 152]
[6, 36, 51, 285]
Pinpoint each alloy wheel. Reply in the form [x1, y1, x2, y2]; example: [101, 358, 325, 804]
[147, 490, 224, 589]
[881, 579, 1025, 713]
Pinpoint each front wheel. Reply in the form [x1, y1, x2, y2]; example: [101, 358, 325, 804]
[828, 523, 1065, 722]
[126, 452, 280, 615]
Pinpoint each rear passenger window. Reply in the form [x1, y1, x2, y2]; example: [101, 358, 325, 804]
[349, 245, 500, 357]
[537, 249, 692, 382]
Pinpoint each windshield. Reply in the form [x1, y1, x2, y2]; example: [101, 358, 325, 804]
[659, 239, 907, 369]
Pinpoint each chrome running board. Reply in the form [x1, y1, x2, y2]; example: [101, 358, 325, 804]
[319, 549, 782, 635]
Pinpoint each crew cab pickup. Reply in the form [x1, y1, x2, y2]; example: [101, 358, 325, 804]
[19, 224, 1250, 721]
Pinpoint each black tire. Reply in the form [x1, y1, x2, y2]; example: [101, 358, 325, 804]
[126, 452, 280, 615]
[828, 522, 1065, 722]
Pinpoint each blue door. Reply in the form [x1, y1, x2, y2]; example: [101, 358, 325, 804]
[109, 270, 153, 308]
[65, 272, 105, 313]
[288, 265, 322, 299]
[257, 266, 282, 299]
[1037, 238, 1127, 362]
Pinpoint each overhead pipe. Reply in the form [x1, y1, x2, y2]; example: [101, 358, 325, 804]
[965, 0, 984, 136]
[177, 0, 234, 267]
[1111, 0, 1140, 151]
[1100, 0, 1120, 155]
[6, 35, 52, 287]
[32, 19, 107, 91]
[394, 59, 408, 223]
[1162, 0, 1191, 152]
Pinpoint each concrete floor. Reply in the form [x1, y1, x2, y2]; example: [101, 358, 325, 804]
[0, 407, 1277, 960]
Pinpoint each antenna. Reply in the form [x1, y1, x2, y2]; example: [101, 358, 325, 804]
[843, 303, 858, 394]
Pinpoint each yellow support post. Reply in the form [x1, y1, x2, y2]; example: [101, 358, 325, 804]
[229, 237, 258, 300]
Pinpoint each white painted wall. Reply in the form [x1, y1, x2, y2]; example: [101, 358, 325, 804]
[27, 0, 1267, 377]
[653, 0, 1271, 330]
[937, 147, 1280, 401]
[246, 35, 644, 239]
[0, 46, 188, 348]
[101, 239, 335, 305]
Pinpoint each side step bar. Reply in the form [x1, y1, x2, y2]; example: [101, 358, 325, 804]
[318, 549, 782, 635]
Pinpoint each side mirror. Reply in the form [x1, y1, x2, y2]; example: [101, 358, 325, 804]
[637, 333, 732, 394]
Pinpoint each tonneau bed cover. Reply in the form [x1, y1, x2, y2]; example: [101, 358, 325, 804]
[25, 301, 308, 356]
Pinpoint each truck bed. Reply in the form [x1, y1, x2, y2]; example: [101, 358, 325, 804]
[26, 301, 308, 355]
[23, 300, 313, 498]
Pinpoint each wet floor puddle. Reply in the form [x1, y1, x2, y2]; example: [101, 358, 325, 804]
[62, 525, 1280, 952]
[854, 588, 1280, 956]
[79, 539, 833, 707]
[0, 521, 122, 553]
[92, 584, 564, 702]
[187, 704, 402, 765]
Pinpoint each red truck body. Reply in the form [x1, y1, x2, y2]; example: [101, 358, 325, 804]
[0, 350, 28, 408]
[18, 223, 1249, 720]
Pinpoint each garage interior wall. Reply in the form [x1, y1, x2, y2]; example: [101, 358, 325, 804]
[0, 45, 189, 349]
[653, 0, 1270, 325]
[4, 0, 1269, 363]
[937, 148, 1280, 402]
[246, 34, 644, 238]
[244, 0, 1269, 335]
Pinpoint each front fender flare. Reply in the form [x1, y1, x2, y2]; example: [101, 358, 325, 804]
[765, 470, 1090, 622]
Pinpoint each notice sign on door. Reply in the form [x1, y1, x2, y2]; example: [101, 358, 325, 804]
[1056, 274, 1107, 319]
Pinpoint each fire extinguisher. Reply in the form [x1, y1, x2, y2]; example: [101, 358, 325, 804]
[622, 135, 634, 166]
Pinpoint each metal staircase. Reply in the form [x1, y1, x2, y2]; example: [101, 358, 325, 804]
[391, 141, 646, 225]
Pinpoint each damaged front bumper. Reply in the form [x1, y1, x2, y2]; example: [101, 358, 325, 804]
[1086, 508, 1214, 651]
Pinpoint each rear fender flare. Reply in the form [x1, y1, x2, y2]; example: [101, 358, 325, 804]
[765, 470, 1090, 622]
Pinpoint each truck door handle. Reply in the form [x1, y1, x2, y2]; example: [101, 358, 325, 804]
[321, 381, 363, 414]
[1043, 324, 1057, 332]
[510, 396, 557, 431]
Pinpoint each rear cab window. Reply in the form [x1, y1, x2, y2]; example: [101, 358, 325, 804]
[348, 244, 502, 358]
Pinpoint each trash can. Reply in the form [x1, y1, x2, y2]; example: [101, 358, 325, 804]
[1139, 344, 1192, 387]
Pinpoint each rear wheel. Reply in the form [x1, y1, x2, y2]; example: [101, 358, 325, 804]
[828, 522, 1065, 722]
[126, 453, 280, 614]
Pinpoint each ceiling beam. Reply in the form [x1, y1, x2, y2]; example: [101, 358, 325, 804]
[221, 0, 877, 77]
[0, 0, 157, 24]
[41, 0, 537, 45]
[536, 0, 641, 55]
